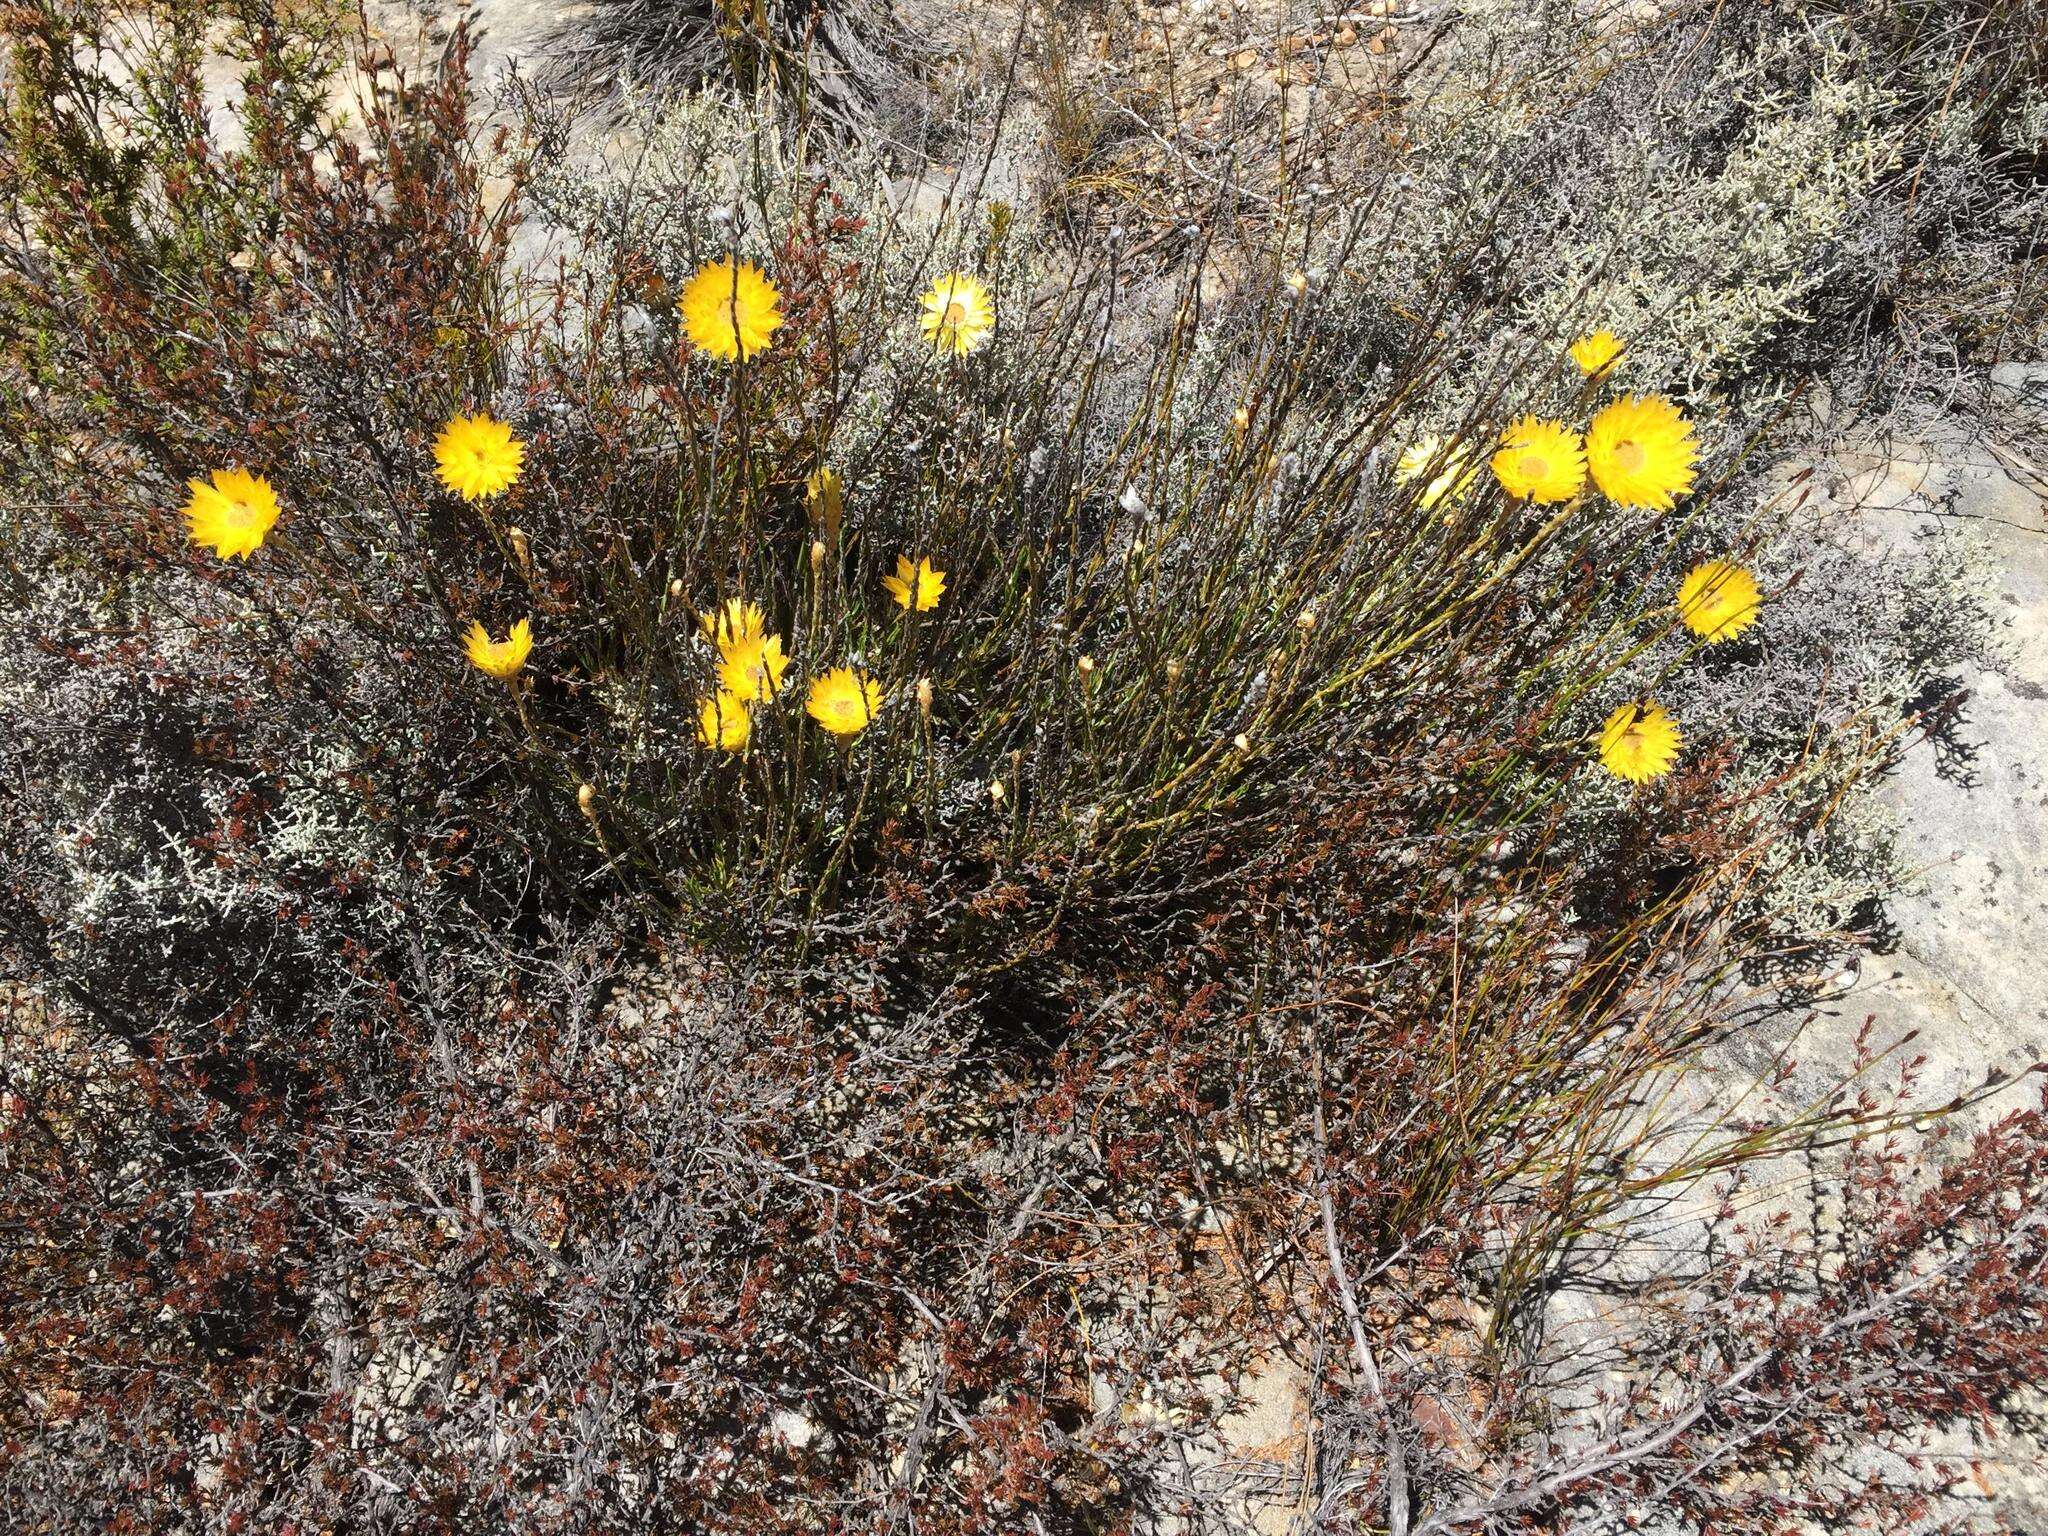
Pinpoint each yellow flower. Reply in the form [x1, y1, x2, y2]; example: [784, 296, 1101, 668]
[806, 666, 882, 736]
[1586, 395, 1700, 510]
[697, 690, 752, 752]
[1395, 436, 1446, 482]
[1677, 560, 1761, 643]
[1598, 702, 1682, 785]
[182, 468, 281, 560]
[718, 632, 790, 702]
[681, 257, 783, 362]
[1491, 417, 1588, 503]
[1394, 435, 1481, 511]
[919, 271, 995, 357]
[805, 465, 844, 537]
[1569, 329, 1626, 377]
[699, 598, 767, 650]
[434, 411, 526, 501]
[463, 617, 533, 681]
[881, 555, 947, 612]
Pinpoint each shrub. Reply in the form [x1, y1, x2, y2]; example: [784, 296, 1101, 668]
[543, 0, 935, 136]
[0, 4, 2042, 1534]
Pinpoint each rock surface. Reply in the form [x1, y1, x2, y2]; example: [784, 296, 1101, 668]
[1804, 388, 2048, 1122]
[1833, 386, 2048, 1527]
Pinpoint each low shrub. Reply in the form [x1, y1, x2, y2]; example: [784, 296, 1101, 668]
[0, 3, 2041, 1533]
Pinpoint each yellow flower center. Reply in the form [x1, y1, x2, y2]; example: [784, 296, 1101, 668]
[1518, 453, 1549, 481]
[1613, 440, 1645, 472]
[944, 301, 967, 326]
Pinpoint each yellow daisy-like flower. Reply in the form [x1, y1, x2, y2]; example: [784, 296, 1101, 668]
[718, 632, 790, 702]
[1585, 395, 1699, 511]
[919, 271, 995, 357]
[1395, 435, 1447, 482]
[182, 467, 282, 560]
[1677, 560, 1761, 643]
[1598, 702, 1682, 785]
[1569, 329, 1626, 377]
[697, 690, 752, 752]
[806, 666, 883, 737]
[1394, 435, 1482, 511]
[805, 465, 844, 537]
[1491, 417, 1588, 504]
[463, 617, 533, 681]
[434, 411, 526, 502]
[680, 257, 783, 362]
[881, 555, 947, 612]
[699, 598, 767, 650]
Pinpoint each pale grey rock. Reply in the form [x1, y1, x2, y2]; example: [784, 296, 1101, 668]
[1804, 435, 2047, 1119]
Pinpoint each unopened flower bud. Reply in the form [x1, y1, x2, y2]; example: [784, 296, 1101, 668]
[1233, 732, 1251, 752]
[669, 577, 685, 599]
[989, 778, 1006, 804]
[1165, 659, 1183, 682]
[1232, 405, 1251, 431]
[1295, 607, 1316, 631]
[507, 526, 531, 574]
[1284, 271, 1307, 297]
[1077, 654, 1096, 677]
[810, 539, 826, 575]
[916, 677, 933, 716]
[804, 465, 843, 541]
[577, 782, 597, 815]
